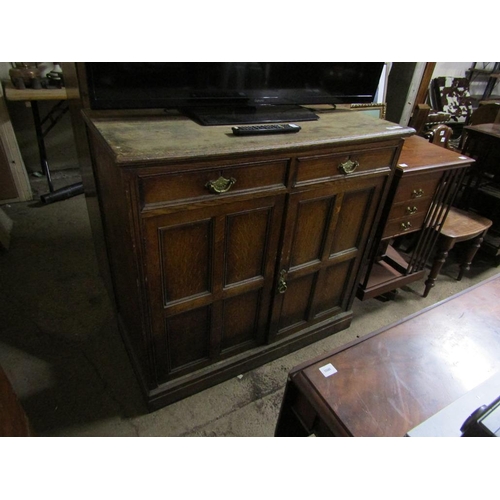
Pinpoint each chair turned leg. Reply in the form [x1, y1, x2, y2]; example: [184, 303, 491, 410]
[424, 237, 455, 297]
[457, 231, 486, 281]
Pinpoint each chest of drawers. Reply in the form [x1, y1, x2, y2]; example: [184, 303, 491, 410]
[358, 135, 473, 300]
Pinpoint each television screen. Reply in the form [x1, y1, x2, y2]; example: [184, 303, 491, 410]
[85, 62, 385, 124]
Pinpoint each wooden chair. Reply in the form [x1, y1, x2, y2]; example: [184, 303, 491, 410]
[458, 102, 500, 149]
[429, 76, 473, 125]
[410, 103, 451, 136]
[423, 207, 492, 297]
[424, 123, 454, 149]
[410, 104, 456, 150]
[428, 76, 474, 149]
[469, 102, 500, 126]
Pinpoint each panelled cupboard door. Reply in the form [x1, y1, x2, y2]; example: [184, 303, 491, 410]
[142, 195, 285, 385]
[270, 174, 387, 340]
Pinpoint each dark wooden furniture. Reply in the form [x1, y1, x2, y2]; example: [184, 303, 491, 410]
[468, 102, 500, 126]
[423, 207, 492, 297]
[460, 123, 500, 262]
[82, 110, 413, 410]
[275, 273, 500, 437]
[358, 135, 473, 300]
[0, 365, 32, 436]
[0, 135, 18, 201]
[409, 103, 451, 139]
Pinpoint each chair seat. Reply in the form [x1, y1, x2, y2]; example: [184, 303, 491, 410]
[425, 207, 493, 297]
[441, 207, 492, 240]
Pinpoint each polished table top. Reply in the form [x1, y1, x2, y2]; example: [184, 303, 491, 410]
[3, 81, 68, 101]
[288, 273, 500, 436]
[464, 122, 500, 140]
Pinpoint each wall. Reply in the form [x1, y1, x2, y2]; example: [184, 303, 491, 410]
[432, 62, 471, 77]
[0, 62, 12, 80]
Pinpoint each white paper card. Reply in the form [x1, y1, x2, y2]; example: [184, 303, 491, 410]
[319, 363, 337, 377]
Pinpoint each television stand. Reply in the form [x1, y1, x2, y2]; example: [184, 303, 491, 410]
[182, 104, 320, 126]
[81, 110, 413, 410]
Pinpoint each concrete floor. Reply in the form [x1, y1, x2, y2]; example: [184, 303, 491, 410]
[1, 169, 499, 437]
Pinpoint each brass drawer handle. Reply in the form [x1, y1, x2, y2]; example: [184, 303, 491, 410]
[401, 221, 412, 231]
[406, 206, 418, 215]
[277, 269, 287, 294]
[338, 159, 359, 175]
[205, 176, 236, 194]
[411, 188, 424, 198]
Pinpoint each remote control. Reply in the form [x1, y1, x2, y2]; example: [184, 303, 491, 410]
[232, 123, 301, 136]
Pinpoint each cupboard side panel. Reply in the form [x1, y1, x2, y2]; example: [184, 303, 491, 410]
[88, 134, 153, 391]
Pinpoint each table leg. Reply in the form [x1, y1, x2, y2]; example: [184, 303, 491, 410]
[424, 236, 455, 297]
[457, 231, 487, 281]
[274, 381, 310, 437]
[31, 101, 54, 192]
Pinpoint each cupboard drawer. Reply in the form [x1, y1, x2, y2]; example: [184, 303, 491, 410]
[294, 146, 396, 185]
[386, 197, 433, 221]
[140, 159, 288, 208]
[391, 172, 441, 204]
[382, 213, 427, 239]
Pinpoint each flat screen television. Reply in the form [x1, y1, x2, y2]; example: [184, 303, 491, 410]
[85, 62, 385, 125]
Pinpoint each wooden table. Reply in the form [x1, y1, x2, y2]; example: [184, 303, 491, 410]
[275, 273, 500, 437]
[461, 123, 500, 262]
[3, 82, 69, 194]
[358, 135, 473, 300]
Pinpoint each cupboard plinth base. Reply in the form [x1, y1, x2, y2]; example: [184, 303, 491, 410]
[143, 312, 353, 411]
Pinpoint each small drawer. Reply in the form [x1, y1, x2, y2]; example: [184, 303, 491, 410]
[386, 197, 433, 221]
[294, 146, 397, 185]
[392, 172, 441, 204]
[140, 159, 288, 208]
[382, 213, 427, 239]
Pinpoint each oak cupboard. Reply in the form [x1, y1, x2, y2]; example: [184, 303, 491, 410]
[82, 110, 413, 409]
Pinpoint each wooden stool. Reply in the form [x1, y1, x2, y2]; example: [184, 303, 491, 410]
[423, 207, 492, 297]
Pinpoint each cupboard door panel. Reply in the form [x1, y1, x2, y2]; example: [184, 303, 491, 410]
[290, 197, 333, 268]
[143, 195, 284, 384]
[313, 261, 352, 318]
[225, 208, 269, 286]
[166, 306, 211, 372]
[330, 189, 372, 255]
[159, 219, 212, 305]
[277, 274, 315, 333]
[271, 175, 387, 339]
[221, 290, 262, 352]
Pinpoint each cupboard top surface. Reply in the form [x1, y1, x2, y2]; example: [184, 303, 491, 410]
[397, 135, 473, 173]
[83, 110, 414, 166]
